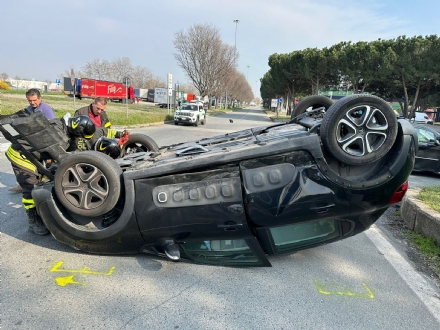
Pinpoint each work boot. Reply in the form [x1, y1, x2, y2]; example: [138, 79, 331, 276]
[9, 184, 22, 193]
[26, 208, 50, 235]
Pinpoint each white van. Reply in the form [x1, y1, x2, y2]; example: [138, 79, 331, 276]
[412, 112, 433, 125]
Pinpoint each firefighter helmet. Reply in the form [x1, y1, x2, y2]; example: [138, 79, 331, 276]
[94, 137, 121, 159]
[67, 116, 96, 139]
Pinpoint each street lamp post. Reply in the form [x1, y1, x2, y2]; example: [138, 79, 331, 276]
[233, 19, 239, 49]
[123, 77, 130, 119]
[230, 19, 239, 110]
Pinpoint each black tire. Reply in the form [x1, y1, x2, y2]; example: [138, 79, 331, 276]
[291, 95, 334, 119]
[320, 94, 398, 165]
[194, 117, 199, 127]
[202, 117, 206, 125]
[54, 151, 122, 217]
[175, 121, 179, 125]
[120, 133, 159, 157]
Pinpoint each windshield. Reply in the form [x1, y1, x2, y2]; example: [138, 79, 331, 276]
[181, 105, 196, 110]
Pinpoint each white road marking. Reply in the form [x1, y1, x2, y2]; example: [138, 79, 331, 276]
[366, 225, 440, 323]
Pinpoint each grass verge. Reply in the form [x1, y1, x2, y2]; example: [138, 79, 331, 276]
[0, 92, 173, 126]
[404, 230, 440, 273]
[0, 91, 244, 126]
[418, 185, 440, 213]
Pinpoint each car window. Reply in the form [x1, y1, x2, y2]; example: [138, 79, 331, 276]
[415, 127, 435, 143]
[180, 239, 266, 266]
[269, 219, 339, 253]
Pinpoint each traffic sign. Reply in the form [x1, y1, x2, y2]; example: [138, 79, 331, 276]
[122, 77, 130, 87]
[167, 73, 173, 97]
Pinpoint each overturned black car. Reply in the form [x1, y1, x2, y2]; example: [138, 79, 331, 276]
[1, 94, 417, 267]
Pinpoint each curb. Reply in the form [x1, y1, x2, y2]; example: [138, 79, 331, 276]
[401, 188, 440, 245]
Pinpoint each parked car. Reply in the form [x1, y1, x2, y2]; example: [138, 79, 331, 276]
[1, 94, 417, 267]
[412, 124, 440, 174]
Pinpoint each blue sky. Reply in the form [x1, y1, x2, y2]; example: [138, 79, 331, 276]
[1, 0, 438, 96]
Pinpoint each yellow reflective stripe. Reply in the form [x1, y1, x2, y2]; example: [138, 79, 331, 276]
[104, 122, 111, 128]
[6, 146, 37, 173]
[22, 198, 35, 209]
[84, 133, 94, 139]
[106, 129, 117, 138]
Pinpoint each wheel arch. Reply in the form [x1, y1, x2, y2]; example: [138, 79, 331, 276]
[33, 176, 137, 241]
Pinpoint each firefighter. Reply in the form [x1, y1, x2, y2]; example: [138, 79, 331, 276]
[9, 89, 56, 193]
[6, 115, 96, 235]
[74, 97, 126, 139]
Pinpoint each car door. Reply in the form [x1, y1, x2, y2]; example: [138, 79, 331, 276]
[134, 167, 270, 266]
[197, 105, 205, 119]
[240, 152, 350, 254]
[414, 126, 440, 173]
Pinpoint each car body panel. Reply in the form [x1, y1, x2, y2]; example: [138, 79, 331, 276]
[412, 124, 440, 174]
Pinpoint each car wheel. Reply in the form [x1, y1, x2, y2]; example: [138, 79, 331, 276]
[320, 94, 398, 165]
[194, 117, 199, 127]
[54, 151, 122, 217]
[291, 95, 334, 119]
[175, 121, 179, 125]
[120, 133, 159, 157]
[202, 117, 206, 125]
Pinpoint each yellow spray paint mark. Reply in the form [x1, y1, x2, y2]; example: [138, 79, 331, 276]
[50, 261, 115, 276]
[55, 275, 86, 287]
[314, 280, 375, 299]
[50, 261, 116, 287]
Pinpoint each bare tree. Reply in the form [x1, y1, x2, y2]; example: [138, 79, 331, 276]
[59, 67, 84, 80]
[0, 72, 8, 81]
[179, 82, 197, 94]
[82, 58, 111, 80]
[110, 57, 133, 83]
[147, 75, 166, 88]
[224, 69, 252, 105]
[59, 59, 161, 88]
[130, 66, 153, 88]
[173, 23, 237, 104]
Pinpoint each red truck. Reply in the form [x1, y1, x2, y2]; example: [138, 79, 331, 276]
[64, 77, 134, 103]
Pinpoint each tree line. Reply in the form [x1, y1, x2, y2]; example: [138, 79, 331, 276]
[60, 58, 198, 95]
[261, 35, 440, 118]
